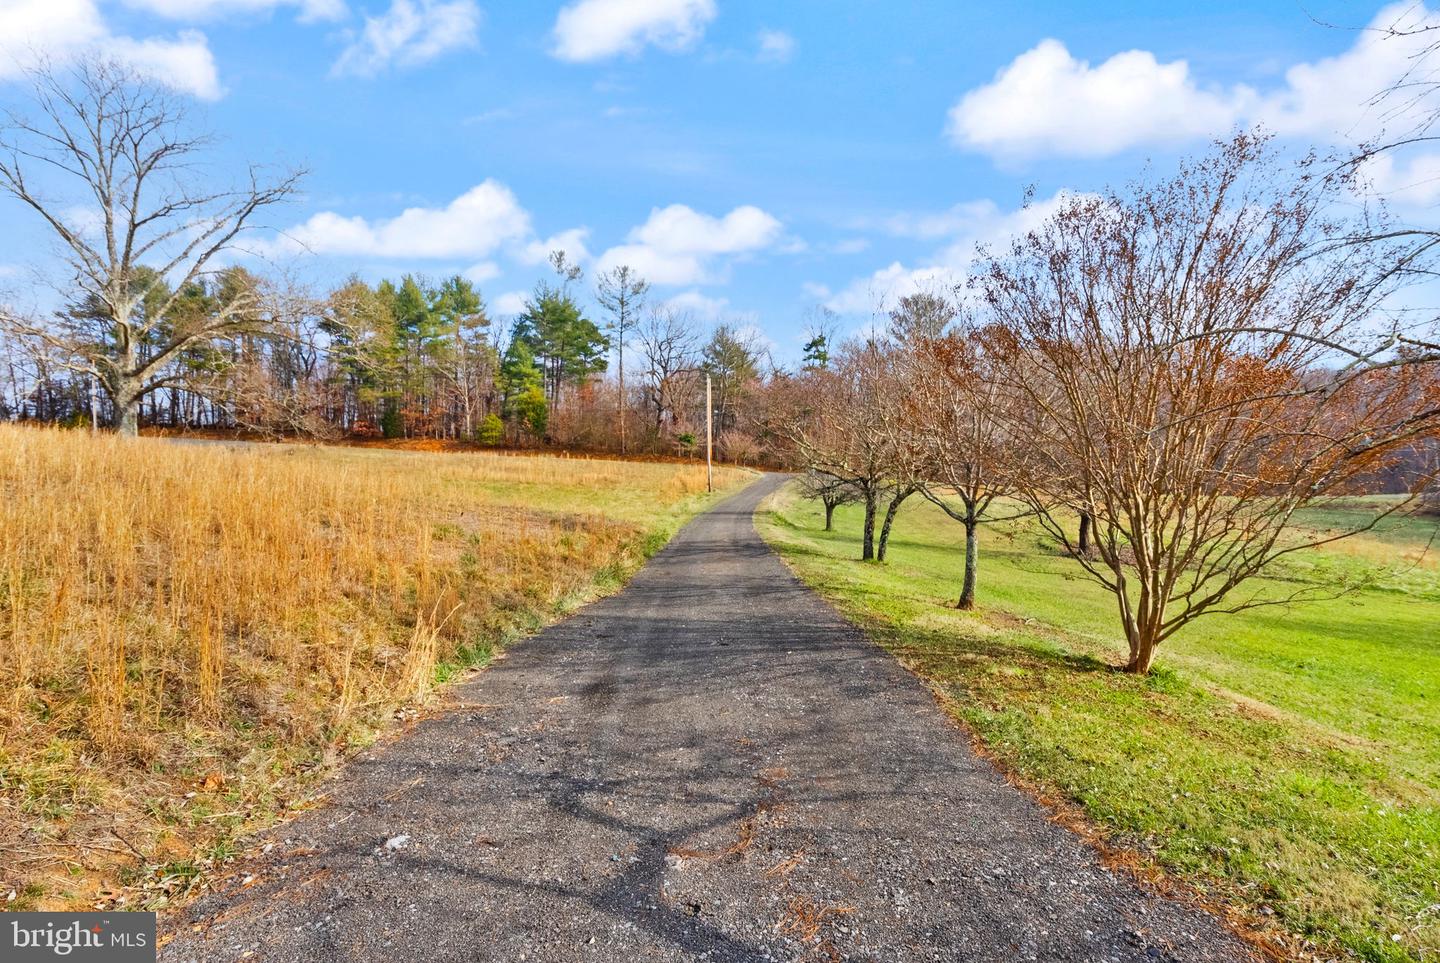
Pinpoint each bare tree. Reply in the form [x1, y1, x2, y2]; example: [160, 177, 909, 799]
[0, 59, 302, 435]
[635, 306, 702, 439]
[218, 277, 338, 439]
[980, 134, 1439, 674]
[797, 469, 861, 531]
[896, 296, 1030, 609]
[771, 337, 914, 561]
[595, 265, 649, 454]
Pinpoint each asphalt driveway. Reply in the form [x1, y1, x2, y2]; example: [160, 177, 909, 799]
[160, 474, 1253, 963]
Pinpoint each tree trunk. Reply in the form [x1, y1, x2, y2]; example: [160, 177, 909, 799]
[876, 489, 910, 562]
[618, 342, 626, 456]
[1078, 512, 1092, 557]
[957, 520, 978, 610]
[112, 379, 141, 437]
[1124, 633, 1158, 674]
[824, 499, 836, 532]
[1120, 594, 1161, 674]
[861, 492, 877, 561]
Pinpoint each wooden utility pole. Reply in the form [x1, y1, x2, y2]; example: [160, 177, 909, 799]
[705, 373, 713, 493]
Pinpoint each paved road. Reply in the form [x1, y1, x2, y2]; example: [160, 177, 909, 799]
[161, 475, 1253, 963]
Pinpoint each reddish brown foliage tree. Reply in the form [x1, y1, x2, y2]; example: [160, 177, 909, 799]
[978, 134, 1439, 674]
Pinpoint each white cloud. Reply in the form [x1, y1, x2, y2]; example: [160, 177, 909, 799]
[263, 180, 598, 285]
[0, 0, 107, 61]
[596, 203, 785, 285]
[462, 261, 501, 283]
[60, 205, 105, 237]
[120, 0, 346, 22]
[631, 204, 783, 255]
[520, 228, 592, 266]
[949, 39, 1246, 160]
[1257, 5, 1440, 143]
[463, 106, 516, 125]
[756, 29, 794, 63]
[551, 0, 715, 63]
[871, 200, 1030, 240]
[106, 32, 225, 99]
[0, 0, 222, 99]
[949, 3, 1440, 161]
[266, 190, 780, 304]
[660, 291, 760, 328]
[730, 321, 773, 353]
[595, 243, 706, 285]
[274, 180, 533, 258]
[664, 289, 730, 318]
[332, 0, 480, 76]
[494, 290, 528, 315]
[1357, 151, 1440, 208]
[828, 192, 1081, 313]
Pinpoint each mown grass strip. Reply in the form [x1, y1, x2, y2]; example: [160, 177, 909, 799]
[759, 485, 1440, 963]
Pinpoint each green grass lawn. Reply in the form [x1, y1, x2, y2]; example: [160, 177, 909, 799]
[759, 487, 1440, 963]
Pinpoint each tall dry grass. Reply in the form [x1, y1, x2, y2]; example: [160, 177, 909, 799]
[0, 426, 744, 907]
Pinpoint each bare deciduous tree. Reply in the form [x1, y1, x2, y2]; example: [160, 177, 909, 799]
[219, 277, 338, 439]
[635, 307, 702, 437]
[596, 265, 649, 454]
[897, 302, 1031, 610]
[980, 134, 1439, 674]
[0, 59, 302, 435]
[797, 468, 861, 531]
[772, 337, 914, 561]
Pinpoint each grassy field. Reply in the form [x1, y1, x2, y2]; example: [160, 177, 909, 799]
[759, 487, 1440, 963]
[0, 426, 750, 910]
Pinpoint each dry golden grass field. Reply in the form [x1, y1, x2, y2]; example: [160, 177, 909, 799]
[0, 425, 750, 909]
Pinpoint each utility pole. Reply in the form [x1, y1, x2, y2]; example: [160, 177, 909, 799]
[705, 373, 713, 493]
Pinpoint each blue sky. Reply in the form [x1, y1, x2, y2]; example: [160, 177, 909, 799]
[0, 0, 1432, 361]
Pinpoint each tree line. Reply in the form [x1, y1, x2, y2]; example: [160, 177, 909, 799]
[770, 134, 1440, 675]
[0, 61, 784, 459]
[0, 253, 778, 457]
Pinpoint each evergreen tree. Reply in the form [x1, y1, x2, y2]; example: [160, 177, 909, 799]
[324, 277, 401, 434]
[513, 385, 548, 438]
[476, 412, 504, 445]
[801, 333, 830, 370]
[433, 275, 490, 437]
[702, 325, 761, 431]
[389, 275, 438, 432]
[499, 329, 547, 439]
[800, 305, 838, 371]
[515, 282, 609, 407]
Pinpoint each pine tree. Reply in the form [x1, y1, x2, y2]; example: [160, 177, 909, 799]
[516, 283, 608, 408]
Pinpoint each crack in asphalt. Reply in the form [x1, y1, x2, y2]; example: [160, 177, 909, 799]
[160, 475, 1254, 962]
